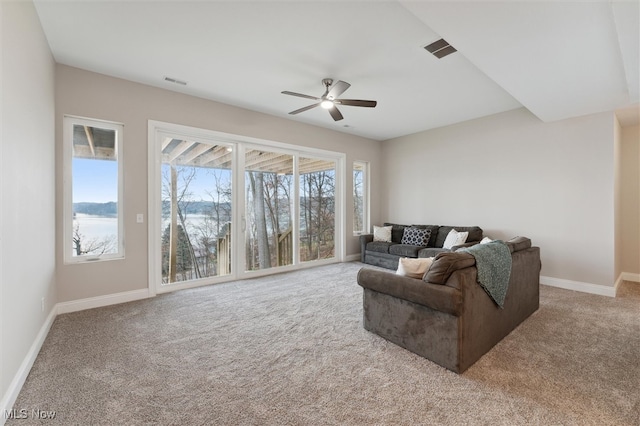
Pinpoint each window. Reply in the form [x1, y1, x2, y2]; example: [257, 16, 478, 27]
[64, 116, 124, 262]
[353, 161, 369, 235]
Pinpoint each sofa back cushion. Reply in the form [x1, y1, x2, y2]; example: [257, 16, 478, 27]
[384, 223, 408, 243]
[435, 226, 483, 248]
[423, 251, 476, 285]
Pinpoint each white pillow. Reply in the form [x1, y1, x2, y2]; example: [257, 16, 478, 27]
[442, 229, 469, 249]
[480, 236, 493, 244]
[396, 257, 434, 279]
[373, 225, 392, 242]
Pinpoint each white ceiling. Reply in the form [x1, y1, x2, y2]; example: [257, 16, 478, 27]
[34, 0, 639, 141]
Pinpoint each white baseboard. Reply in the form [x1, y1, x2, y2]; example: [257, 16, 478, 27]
[344, 254, 361, 262]
[56, 288, 151, 314]
[621, 272, 640, 283]
[614, 272, 640, 294]
[0, 307, 56, 426]
[540, 276, 616, 297]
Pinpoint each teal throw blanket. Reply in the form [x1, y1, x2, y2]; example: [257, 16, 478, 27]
[461, 241, 512, 308]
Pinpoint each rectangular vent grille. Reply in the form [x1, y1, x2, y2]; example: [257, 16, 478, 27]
[164, 76, 187, 86]
[424, 38, 457, 59]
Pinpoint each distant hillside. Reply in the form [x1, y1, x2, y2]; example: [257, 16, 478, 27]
[74, 202, 117, 217]
[161, 200, 231, 216]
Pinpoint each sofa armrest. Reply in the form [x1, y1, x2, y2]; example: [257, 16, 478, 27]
[357, 268, 463, 316]
[359, 234, 374, 262]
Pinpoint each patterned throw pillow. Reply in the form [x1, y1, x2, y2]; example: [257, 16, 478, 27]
[373, 225, 393, 242]
[401, 227, 431, 246]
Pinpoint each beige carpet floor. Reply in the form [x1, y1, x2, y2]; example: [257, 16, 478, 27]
[7, 262, 640, 425]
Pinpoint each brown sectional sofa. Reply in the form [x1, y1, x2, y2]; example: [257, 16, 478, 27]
[357, 236, 541, 373]
[360, 223, 483, 270]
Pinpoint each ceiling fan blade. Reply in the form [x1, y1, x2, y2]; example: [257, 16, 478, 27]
[335, 99, 377, 108]
[327, 80, 350, 99]
[328, 106, 344, 121]
[289, 103, 320, 115]
[281, 91, 320, 101]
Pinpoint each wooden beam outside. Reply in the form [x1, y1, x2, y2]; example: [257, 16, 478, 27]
[83, 126, 96, 157]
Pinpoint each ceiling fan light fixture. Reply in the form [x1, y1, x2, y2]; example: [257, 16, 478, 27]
[282, 79, 376, 121]
[320, 100, 334, 109]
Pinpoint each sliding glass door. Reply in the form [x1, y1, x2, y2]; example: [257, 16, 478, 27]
[244, 148, 293, 272]
[160, 138, 233, 284]
[299, 157, 336, 262]
[150, 122, 343, 292]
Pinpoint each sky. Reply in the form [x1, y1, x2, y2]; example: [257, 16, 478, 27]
[73, 158, 118, 203]
[73, 159, 233, 204]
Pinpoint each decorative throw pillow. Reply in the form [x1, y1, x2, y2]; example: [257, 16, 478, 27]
[480, 236, 493, 244]
[373, 225, 392, 242]
[396, 257, 434, 279]
[401, 227, 431, 246]
[442, 229, 469, 249]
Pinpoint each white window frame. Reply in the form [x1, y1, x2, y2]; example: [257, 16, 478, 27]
[63, 115, 124, 263]
[353, 160, 369, 235]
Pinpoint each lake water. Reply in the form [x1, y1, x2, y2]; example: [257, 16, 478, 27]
[74, 214, 118, 239]
[74, 214, 215, 240]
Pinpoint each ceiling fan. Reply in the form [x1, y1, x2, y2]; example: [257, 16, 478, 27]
[281, 78, 377, 121]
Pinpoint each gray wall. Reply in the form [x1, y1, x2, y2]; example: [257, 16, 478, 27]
[55, 65, 382, 303]
[1, 0, 56, 409]
[381, 107, 617, 287]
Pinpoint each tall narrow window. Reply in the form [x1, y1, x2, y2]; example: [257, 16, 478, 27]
[64, 116, 124, 262]
[353, 161, 368, 235]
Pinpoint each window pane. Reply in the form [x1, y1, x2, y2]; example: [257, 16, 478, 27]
[71, 123, 120, 258]
[353, 161, 367, 234]
[245, 149, 293, 271]
[299, 157, 336, 262]
[160, 139, 233, 284]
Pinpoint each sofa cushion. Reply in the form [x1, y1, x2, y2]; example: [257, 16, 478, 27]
[436, 226, 483, 248]
[373, 225, 392, 242]
[423, 251, 476, 285]
[366, 241, 396, 254]
[384, 223, 408, 243]
[401, 227, 431, 246]
[389, 244, 422, 258]
[396, 257, 434, 279]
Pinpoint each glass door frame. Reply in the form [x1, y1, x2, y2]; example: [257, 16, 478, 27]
[148, 120, 345, 295]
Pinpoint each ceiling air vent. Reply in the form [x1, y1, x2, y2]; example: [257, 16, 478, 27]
[163, 76, 187, 86]
[424, 38, 457, 59]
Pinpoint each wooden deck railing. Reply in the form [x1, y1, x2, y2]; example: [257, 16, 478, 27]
[217, 226, 294, 271]
[277, 227, 293, 266]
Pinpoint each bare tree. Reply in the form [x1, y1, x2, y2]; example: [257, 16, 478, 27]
[73, 222, 116, 256]
[300, 169, 335, 261]
[248, 171, 271, 269]
[162, 165, 202, 282]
